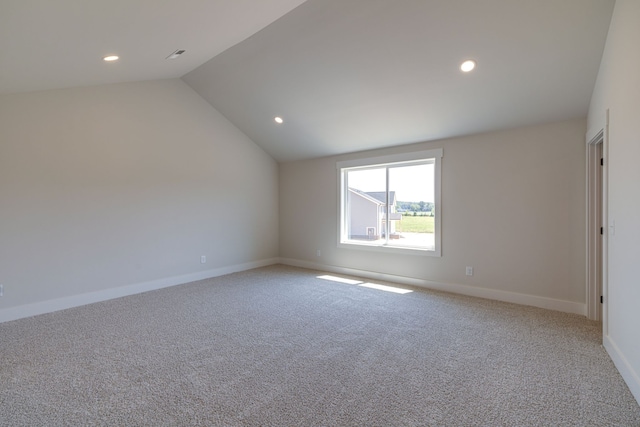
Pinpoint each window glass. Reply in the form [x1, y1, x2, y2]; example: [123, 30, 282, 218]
[337, 149, 442, 255]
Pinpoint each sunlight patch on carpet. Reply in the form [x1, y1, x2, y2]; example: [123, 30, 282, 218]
[317, 274, 413, 294]
[359, 282, 413, 294]
[317, 275, 362, 285]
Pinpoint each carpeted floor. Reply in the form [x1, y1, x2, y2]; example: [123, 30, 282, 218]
[1, 264, 639, 426]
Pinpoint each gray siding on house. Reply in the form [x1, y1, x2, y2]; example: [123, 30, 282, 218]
[348, 190, 381, 239]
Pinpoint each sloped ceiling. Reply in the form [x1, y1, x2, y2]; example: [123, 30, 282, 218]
[0, 0, 307, 94]
[1, 0, 614, 163]
[183, 0, 615, 162]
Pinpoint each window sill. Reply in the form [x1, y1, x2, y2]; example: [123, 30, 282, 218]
[338, 241, 441, 257]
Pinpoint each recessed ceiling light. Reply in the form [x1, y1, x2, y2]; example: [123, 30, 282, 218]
[103, 55, 119, 62]
[460, 60, 476, 72]
[274, 116, 284, 124]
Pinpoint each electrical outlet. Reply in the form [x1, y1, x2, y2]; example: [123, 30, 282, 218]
[200, 256, 206, 264]
[316, 249, 322, 257]
[0, 284, 3, 297]
[465, 266, 473, 276]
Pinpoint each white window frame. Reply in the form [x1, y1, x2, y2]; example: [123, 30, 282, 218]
[337, 148, 442, 256]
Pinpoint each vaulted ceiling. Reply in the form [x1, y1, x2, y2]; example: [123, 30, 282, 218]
[0, 0, 307, 94]
[2, 0, 615, 162]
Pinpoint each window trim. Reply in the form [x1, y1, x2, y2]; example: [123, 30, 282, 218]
[336, 148, 442, 256]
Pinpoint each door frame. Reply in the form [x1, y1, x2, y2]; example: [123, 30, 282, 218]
[586, 111, 608, 330]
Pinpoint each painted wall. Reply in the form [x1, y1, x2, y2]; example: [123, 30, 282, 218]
[280, 119, 586, 312]
[587, 0, 640, 403]
[0, 79, 279, 315]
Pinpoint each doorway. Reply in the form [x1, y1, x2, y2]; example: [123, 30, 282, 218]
[587, 127, 606, 325]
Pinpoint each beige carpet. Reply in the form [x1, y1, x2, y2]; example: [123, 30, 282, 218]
[1, 264, 639, 426]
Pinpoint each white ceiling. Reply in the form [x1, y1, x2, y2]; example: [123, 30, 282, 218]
[0, 0, 307, 94]
[2, 0, 614, 162]
[184, 0, 615, 161]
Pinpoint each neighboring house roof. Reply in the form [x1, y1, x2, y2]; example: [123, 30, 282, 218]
[348, 188, 397, 206]
[348, 188, 385, 205]
[363, 191, 397, 206]
[348, 188, 402, 221]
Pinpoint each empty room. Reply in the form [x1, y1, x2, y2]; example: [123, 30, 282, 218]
[1, 0, 639, 425]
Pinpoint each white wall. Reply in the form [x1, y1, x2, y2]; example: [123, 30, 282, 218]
[587, 0, 640, 404]
[280, 119, 586, 313]
[0, 79, 279, 319]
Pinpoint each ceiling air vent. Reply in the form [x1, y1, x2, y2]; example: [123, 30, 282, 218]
[166, 49, 186, 60]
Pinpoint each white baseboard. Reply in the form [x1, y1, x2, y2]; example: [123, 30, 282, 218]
[604, 335, 640, 405]
[1, 257, 587, 324]
[278, 258, 587, 316]
[0, 258, 279, 324]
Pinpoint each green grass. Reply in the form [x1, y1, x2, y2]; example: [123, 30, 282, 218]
[395, 215, 435, 233]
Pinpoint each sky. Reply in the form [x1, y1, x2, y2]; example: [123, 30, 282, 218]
[347, 164, 434, 202]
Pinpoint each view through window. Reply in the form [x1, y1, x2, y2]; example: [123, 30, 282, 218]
[337, 149, 442, 255]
